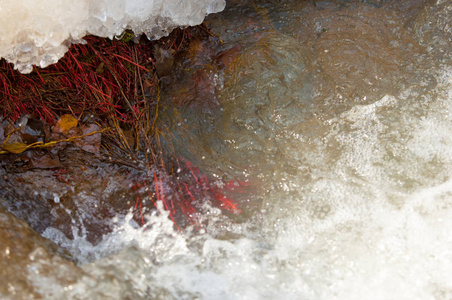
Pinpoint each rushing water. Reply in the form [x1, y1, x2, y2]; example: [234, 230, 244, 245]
[19, 0, 452, 299]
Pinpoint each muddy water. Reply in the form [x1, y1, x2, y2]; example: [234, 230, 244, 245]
[5, 0, 452, 299]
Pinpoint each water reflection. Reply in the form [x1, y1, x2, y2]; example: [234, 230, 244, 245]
[161, 0, 439, 210]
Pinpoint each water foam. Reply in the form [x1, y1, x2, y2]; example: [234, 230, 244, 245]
[34, 42, 452, 300]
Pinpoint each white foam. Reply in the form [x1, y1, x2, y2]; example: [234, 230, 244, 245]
[33, 47, 452, 300]
[38, 177, 452, 299]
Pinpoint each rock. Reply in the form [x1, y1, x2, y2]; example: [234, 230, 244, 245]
[216, 31, 314, 176]
[295, 4, 432, 103]
[0, 205, 82, 299]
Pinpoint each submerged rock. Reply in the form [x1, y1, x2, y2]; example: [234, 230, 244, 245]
[294, 3, 434, 104]
[217, 31, 314, 177]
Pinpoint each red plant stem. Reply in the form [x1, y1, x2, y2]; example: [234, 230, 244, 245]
[139, 201, 145, 226]
[111, 53, 149, 72]
[154, 171, 180, 231]
[33, 66, 46, 84]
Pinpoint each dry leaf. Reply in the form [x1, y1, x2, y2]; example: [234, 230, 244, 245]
[28, 151, 62, 169]
[2, 142, 29, 154]
[54, 114, 78, 134]
[74, 124, 101, 154]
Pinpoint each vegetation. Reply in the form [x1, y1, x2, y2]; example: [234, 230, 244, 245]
[0, 24, 241, 229]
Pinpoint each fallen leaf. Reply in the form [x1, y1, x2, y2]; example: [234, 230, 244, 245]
[153, 45, 174, 77]
[48, 132, 67, 154]
[96, 62, 105, 74]
[74, 124, 102, 154]
[67, 127, 83, 138]
[53, 114, 78, 134]
[20, 132, 38, 144]
[2, 142, 30, 154]
[28, 151, 62, 169]
[4, 125, 22, 144]
[24, 118, 45, 141]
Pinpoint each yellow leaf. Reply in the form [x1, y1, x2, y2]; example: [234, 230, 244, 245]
[2, 142, 29, 154]
[54, 114, 78, 134]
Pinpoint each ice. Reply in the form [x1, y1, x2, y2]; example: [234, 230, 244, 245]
[0, 0, 225, 73]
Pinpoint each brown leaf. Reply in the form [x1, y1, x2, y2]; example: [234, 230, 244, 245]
[53, 114, 78, 134]
[67, 127, 83, 138]
[27, 151, 62, 169]
[153, 45, 174, 77]
[74, 124, 101, 154]
[96, 62, 105, 74]
[48, 132, 67, 154]
[20, 132, 38, 144]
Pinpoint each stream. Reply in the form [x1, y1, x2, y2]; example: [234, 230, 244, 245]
[4, 0, 452, 299]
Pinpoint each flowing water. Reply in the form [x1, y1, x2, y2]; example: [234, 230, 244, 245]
[14, 0, 452, 299]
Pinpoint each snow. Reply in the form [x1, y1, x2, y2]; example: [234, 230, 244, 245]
[0, 0, 225, 73]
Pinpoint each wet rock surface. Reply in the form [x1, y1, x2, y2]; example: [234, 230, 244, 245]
[217, 31, 314, 177]
[0, 146, 145, 245]
[0, 205, 82, 299]
[0, 115, 161, 245]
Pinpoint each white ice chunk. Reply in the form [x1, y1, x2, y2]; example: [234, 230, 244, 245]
[0, 0, 225, 73]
